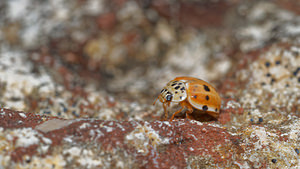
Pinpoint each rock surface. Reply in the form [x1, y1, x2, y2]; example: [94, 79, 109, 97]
[0, 0, 299, 168]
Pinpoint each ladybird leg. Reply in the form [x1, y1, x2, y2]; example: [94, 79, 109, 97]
[169, 102, 186, 121]
[153, 96, 159, 105]
[162, 102, 169, 120]
[185, 104, 194, 120]
[169, 107, 184, 121]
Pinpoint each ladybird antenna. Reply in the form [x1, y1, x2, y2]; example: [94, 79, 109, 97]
[153, 96, 159, 105]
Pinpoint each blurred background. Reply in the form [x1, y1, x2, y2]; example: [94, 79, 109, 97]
[0, 0, 299, 120]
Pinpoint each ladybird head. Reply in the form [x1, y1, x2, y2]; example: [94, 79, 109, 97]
[155, 80, 187, 104]
[158, 88, 173, 103]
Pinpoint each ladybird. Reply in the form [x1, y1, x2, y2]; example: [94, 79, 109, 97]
[154, 77, 221, 120]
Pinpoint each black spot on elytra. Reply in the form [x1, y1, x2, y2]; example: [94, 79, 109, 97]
[160, 89, 166, 93]
[175, 91, 178, 94]
[180, 87, 185, 90]
[178, 83, 182, 85]
[202, 105, 208, 111]
[174, 86, 180, 90]
[193, 95, 197, 99]
[265, 61, 271, 67]
[205, 95, 209, 100]
[275, 60, 281, 65]
[266, 73, 271, 77]
[180, 96, 182, 99]
[171, 83, 177, 86]
[203, 85, 210, 92]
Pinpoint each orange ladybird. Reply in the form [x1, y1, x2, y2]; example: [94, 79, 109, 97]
[154, 77, 221, 120]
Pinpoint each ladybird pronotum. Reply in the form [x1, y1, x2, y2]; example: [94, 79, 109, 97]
[154, 77, 221, 120]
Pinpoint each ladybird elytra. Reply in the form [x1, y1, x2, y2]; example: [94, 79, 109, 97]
[154, 76, 221, 120]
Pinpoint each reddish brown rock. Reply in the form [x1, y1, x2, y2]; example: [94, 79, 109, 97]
[0, 110, 245, 168]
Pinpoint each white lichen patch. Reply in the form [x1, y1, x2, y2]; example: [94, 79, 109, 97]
[63, 146, 102, 168]
[7, 128, 40, 148]
[88, 129, 104, 140]
[63, 136, 74, 144]
[237, 1, 298, 52]
[99, 123, 114, 133]
[0, 154, 11, 169]
[233, 161, 251, 169]
[77, 149, 102, 168]
[63, 147, 81, 160]
[250, 109, 262, 117]
[207, 123, 222, 128]
[238, 23, 273, 51]
[0, 127, 56, 168]
[31, 86, 109, 119]
[189, 120, 203, 126]
[0, 50, 55, 110]
[280, 117, 300, 141]
[95, 108, 116, 120]
[126, 122, 170, 154]
[226, 100, 242, 109]
[246, 109, 264, 122]
[79, 122, 91, 129]
[6, 0, 84, 48]
[239, 45, 300, 114]
[250, 126, 276, 147]
[4, 127, 51, 150]
[0, 127, 14, 154]
[163, 33, 231, 82]
[241, 124, 299, 168]
[16, 155, 66, 169]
